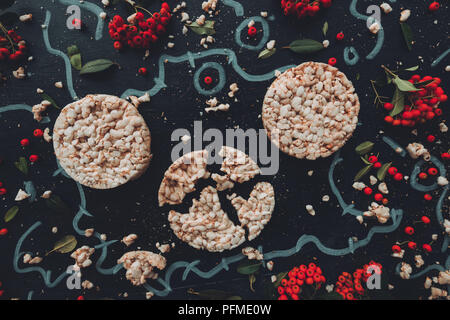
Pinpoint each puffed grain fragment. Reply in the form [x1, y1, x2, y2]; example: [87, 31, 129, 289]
[122, 234, 138, 246]
[19, 14, 33, 22]
[117, 251, 166, 286]
[380, 3, 392, 14]
[400, 9, 411, 22]
[15, 189, 30, 201]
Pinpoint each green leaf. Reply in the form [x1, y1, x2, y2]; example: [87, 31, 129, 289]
[361, 156, 371, 165]
[249, 274, 256, 292]
[237, 260, 262, 275]
[14, 157, 28, 175]
[187, 289, 236, 300]
[273, 271, 288, 287]
[415, 79, 435, 88]
[404, 65, 419, 72]
[354, 164, 373, 182]
[46, 235, 77, 256]
[67, 45, 80, 57]
[186, 20, 216, 36]
[80, 59, 115, 75]
[377, 162, 392, 181]
[39, 93, 60, 109]
[400, 22, 413, 51]
[4, 206, 19, 223]
[322, 21, 328, 36]
[258, 48, 276, 59]
[227, 296, 242, 300]
[286, 39, 324, 54]
[389, 88, 405, 117]
[393, 76, 420, 92]
[45, 195, 72, 215]
[355, 141, 374, 155]
[70, 54, 82, 70]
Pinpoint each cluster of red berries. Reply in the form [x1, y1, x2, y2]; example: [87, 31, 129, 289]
[392, 217, 433, 254]
[108, 3, 171, 50]
[277, 263, 326, 300]
[280, 0, 332, 19]
[335, 261, 382, 300]
[19, 129, 43, 163]
[383, 76, 446, 127]
[0, 28, 28, 61]
[418, 166, 439, 201]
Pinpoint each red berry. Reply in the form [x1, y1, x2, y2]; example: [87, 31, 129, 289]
[387, 167, 398, 175]
[440, 94, 448, 102]
[368, 155, 378, 163]
[328, 57, 337, 66]
[305, 277, 314, 285]
[0, 228, 7, 236]
[33, 129, 43, 138]
[247, 26, 257, 37]
[20, 138, 30, 147]
[374, 193, 383, 202]
[0, 188, 6, 195]
[382, 198, 389, 205]
[277, 286, 285, 295]
[204, 76, 213, 85]
[373, 162, 382, 169]
[421, 216, 430, 224]
[320, 0, 332, 8]
[29, 155, 39, 163]
[422, 244, 432, 252]
[392, 245, 401, 253]
[429, 1, 440, 11]
[77, 295, 84, 300]
[336, 32, 344, 41]
[408, 241, 417, 250]
[426, 135, 435, 143]
[393, 173, 403, 181]
[384, 115, 393, 123]
[424, 194, 432, 201]
[278, 294, 288, 300]
[113, 41, 122, 50]
[363, 187, 373, 195]
[404, 226, 414, 235]
[418, 172, 428, 180]
[383, 102, 394, 111]
[441, 153, 450, 160]
[135, 12, 145, 21]
[138, 67, 148, 76]
[427, 167, 438, 176]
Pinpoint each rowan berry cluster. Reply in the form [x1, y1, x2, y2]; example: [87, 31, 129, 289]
[280, 0, 332, 19]
[335, 261, 382, 300]
[108, 2, 171, 50]
[383, 76, 446, 127]
[277, 263, 326, 300]
[0, 26, 28, 62]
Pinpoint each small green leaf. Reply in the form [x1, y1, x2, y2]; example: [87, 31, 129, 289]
[415, 79, 435, 88]
[67, 45, 80, 57]
[70, 53, 82, 70]
[186, 20, 216, 36]
[393, 76, 420, 92]
[355, 141, 374, 155]
[39, 93, 60, 109]
[249, 274, 256, 292]
[258, 48, 276, 59]
[354, 164, 373, 182]
[80, 59, 115, 75]
[237, 260, 262, 275]
[322, 21, 329, 36]
[273, 271, 288, 287]
[286, 39, 324, 54]
[4, 206, 19, 223]
[389, 88, 405, 117]
[400, 22, 413, 51]
[361, 156, 371, 165]
[356, 73, 360, 81]
[377, 162, 392, 181]
[227, 296, 243, 300]
[14, 157, 28, 175]
[404, 65, 419, 72]
[46, 235, 77, 255]
[45, 195, 72, 215]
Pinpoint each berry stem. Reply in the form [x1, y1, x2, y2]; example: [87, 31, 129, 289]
[381, 65, 397, 78]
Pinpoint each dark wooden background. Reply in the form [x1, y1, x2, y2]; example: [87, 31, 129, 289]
[0, 0, 448, 300]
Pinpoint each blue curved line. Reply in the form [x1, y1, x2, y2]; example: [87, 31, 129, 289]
[431, 49, 450, 67]
[57, 0, 105, 41]
[0, 104, 50, 123]
[43, 10, 78, 100]
[382, 136, 406, 157]
[222, 0, 244, 17]
[235, 17, 270, 51]
[193, 62, 226, 96]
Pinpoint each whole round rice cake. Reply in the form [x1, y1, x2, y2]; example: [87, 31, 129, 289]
[262, 62, 360, 160]
[53, 94, 152, 189]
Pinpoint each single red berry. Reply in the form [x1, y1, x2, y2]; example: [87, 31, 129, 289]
[29, 155, 39, 163]
[278, 294, 288, 300]
[427, 167, 438, 176]
[328, 57, 337, 66]
[418, 172, 428, 180]
[373, 162, 382, 169]
[0, 188, 6, 196]
[407, 241, 417, 250]
[441, 153, 450, 160]
[384, 115, 393, 123]
[393, 173, 403, 181]
[20, 138, 30, 147]
[305, 277, 314, 285]
[247, 26, 257, 37]
[0, 228, 7, 236]
[113, 41, 122, 50]
[363, 187, 373, 195]
[138, 67, 148, 76]
[383, 102, 394, 111]
[428, 1, 440, 12]
[368, 155, 378, 163]
[336, 32, 344, 41]
[426, 135, 435, 143]
[281, 278, 288, 287]
[0, 290, 3, 297]
[77, 295, 84, 300]
[33, 129, 43, 138]
[382, 198, 389, 205]
[135, 12, 145, 21]
[424, 194, 432, 201]
[439, 94, 448, 102]
[277, 286, 285, 295]
[404, 226, 415, 235]
[204, 76, 213, 85]
[374, 193, 383, 202]
[308, 262, 316, 270]
[422, 244, 432, 252]
[421, 216, 430, 224]
[392, 245, 401, 253]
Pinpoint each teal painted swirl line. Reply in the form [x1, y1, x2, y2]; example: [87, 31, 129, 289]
[43, 10, 78, 100]
[120, 48, 295, 98]
[343, 47, 360, 66]
[235, 17, 270, 51]
[0, 104, 50, 123]
[382, 136, 406, 157]
[431, 49, 450, 67]
[222, 0, 244, 16]
[193, 62, 227, 96]
[24, 181, 37, 203]
[27, 291, 33, 300]
[57, 0, 105, 41]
